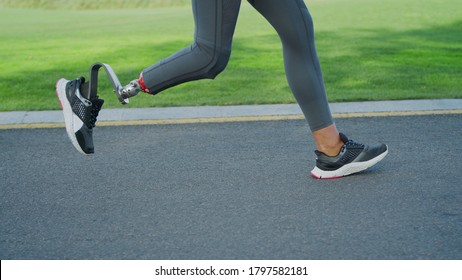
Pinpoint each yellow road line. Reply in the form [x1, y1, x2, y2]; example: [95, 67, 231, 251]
[1, 109, 461, 130]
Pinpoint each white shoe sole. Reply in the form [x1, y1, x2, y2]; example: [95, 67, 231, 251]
[311, 147, 388, 179]
[56, 78, 86, 154]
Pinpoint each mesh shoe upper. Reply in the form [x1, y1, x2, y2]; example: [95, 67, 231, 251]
[63, 77, 104, 154]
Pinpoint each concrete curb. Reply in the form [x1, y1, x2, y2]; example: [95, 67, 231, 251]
[1, 99, 462, 125]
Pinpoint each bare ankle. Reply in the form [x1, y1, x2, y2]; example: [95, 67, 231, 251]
[312, 124, 344, 156]
[317, 139, 343, 156]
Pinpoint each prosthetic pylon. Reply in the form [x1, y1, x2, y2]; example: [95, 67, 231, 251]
[83, 62, 142, 105]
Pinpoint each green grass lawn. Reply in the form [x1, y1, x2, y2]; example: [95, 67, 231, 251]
[0, 0, 461, 111]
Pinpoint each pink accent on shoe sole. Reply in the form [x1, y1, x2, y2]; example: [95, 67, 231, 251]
[311, 172, 343, 180]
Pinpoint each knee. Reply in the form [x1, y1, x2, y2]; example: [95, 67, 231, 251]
[200, 48, 231, 79]
[195, 42, 231, 79]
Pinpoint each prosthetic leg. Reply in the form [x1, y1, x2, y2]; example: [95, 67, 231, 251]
[56, 62, 144, 154]
[81, 62, 142, 104]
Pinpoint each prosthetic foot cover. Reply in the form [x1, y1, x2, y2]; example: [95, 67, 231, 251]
[56, 77, 104, 154]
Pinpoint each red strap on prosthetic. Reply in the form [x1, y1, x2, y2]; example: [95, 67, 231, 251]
[138, 73, 150, 94]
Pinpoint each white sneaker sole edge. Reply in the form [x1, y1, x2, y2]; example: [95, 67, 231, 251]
[56, 78, 86, 154]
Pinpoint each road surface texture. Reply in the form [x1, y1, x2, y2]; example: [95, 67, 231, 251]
[1, 114, 461, 259]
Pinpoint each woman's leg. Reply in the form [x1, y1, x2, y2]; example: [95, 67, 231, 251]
[248, 0, 342, 155]
[141, 0, 242, 95]
[250, 0, 388, 178]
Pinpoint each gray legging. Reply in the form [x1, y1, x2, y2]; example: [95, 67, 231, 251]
[142, 0, 333, 131]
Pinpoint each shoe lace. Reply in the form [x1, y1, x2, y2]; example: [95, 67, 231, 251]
[344, 139, 364, 149]
[88, 98, 103, 128]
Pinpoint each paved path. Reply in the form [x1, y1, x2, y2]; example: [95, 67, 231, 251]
[0, 107, 461, 259]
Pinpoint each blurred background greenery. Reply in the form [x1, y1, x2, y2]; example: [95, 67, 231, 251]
[0, 0, 460, 111]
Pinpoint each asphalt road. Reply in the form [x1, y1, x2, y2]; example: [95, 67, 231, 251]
[1, 114, 461, 259]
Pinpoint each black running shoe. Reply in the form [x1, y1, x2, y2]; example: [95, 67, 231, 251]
[56, 77, 104, 154]
[311, 133, 388, 179]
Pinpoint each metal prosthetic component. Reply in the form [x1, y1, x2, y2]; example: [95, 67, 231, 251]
[87, 62, 135, 105]
[120, 80, 142, 99]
